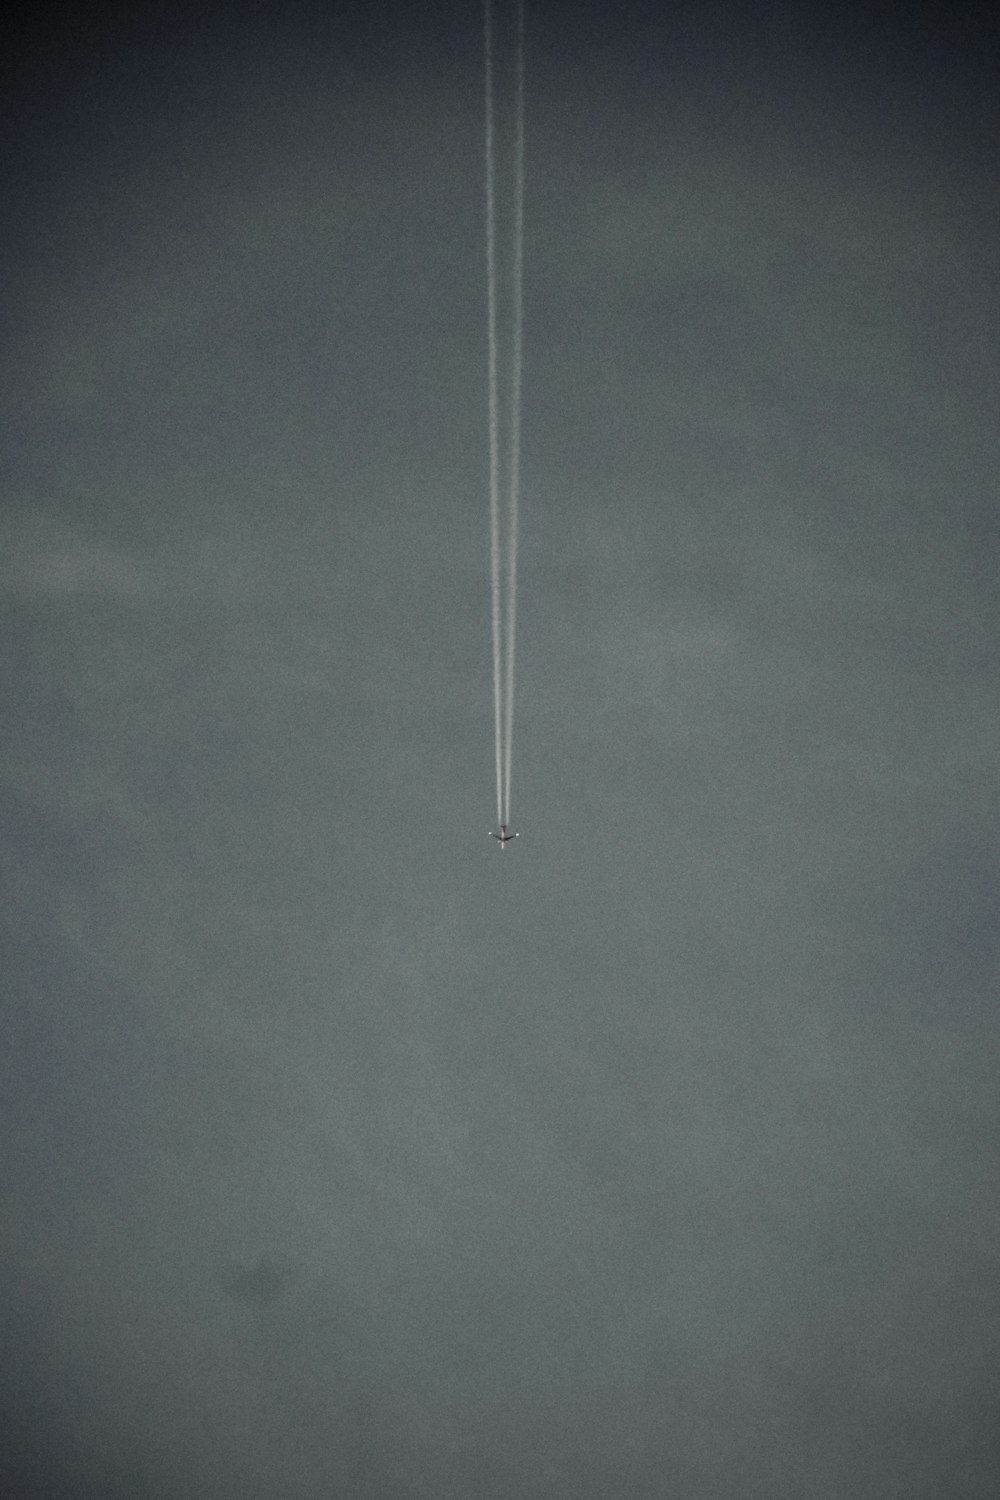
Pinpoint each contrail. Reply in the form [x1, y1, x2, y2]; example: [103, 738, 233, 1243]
[484, 0, 503, 830]
[502, 0, 524, 829]
[485, 0, 525, 832]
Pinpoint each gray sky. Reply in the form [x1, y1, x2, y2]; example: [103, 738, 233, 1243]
[3, 2, 998, 1495]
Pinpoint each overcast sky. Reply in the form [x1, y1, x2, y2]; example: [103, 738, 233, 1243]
[3, 2, 998, 1496]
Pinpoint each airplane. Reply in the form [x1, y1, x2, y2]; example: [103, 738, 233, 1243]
[489, 825, 519, 847]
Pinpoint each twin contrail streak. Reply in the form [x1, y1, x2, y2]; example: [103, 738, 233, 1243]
[485, 0, 503, 830]
[485, 0, 525, 831]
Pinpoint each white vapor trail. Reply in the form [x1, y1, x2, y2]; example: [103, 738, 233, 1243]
[485, 0, 503, 830]
[485, 0, 525, 832]
[503, 0, 524, 829]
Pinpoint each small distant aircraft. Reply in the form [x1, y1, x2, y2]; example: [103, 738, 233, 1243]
[489, 825, 519, 847]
